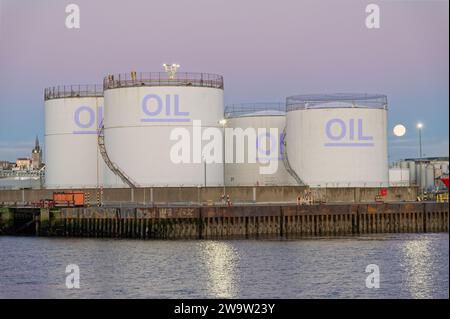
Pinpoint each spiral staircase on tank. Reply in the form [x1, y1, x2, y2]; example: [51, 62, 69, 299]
[98, 123, 138, 189]
[282, 128, 304, 186]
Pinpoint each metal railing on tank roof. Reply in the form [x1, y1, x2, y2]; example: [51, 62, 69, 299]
[103, 72, 224, 90]
[225, 103, 286, 118]
[44, 85, 103, 100]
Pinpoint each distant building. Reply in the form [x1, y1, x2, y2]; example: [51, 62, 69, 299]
[31, 135, 42, 170]
[16, 158, 31, 170]
[0, 161, 14, 170]
[1, 136, 44, 172]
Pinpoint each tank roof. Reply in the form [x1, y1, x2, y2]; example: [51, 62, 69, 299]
[103, 72, 224, 90]
[225, 103, 286, 118]
[286, 93, 388, 111]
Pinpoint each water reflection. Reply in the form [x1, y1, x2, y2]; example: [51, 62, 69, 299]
[200, 241, 239, 298]
[0, 235, 447, 298]
[402, 239, 433, 298]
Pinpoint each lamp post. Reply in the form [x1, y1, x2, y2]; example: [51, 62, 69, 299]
[417, 123, 423, 159]
[219, 119, 227, 199]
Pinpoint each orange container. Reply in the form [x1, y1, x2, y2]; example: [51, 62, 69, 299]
[53, 192, 85, 207]
[72, 192, 85, 206]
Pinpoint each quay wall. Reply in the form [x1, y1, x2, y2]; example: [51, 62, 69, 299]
[0, 202, 447, 239]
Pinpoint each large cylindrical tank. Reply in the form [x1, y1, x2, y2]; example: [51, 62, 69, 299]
[408, 161, 416, 185]
[400, 161, 409, 170]
[419, 163, 427, 190]
[224, 103, 296, 186]
[44, 85, 105, 188]
[415, 162, 422, 187]
[103, 72, 224, 187]
[285, 94, 389, 187]
[441, 162, 449, 174]
[425, 164, 435, 191]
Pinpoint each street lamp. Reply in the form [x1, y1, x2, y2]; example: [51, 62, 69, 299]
[417, 123, 423, 159]
[219, 119, 227, 199]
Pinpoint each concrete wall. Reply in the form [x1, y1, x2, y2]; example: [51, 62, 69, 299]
[0, 186, 419, 205]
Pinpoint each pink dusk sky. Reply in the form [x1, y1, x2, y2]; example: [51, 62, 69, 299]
[0, 0, 448, 161]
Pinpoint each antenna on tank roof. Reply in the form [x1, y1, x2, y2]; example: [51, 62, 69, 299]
[162, 63, 180, 79]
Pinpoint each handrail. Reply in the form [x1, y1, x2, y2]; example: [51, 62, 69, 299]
[286, 93, 388, 111]
[103, 72, 224, 90]
[282, 128, 304, 186]
[44, 84, 103, 100]
[97, 124, 138, 189]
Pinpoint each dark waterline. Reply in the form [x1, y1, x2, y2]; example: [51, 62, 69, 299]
[0, 233, 448, 299]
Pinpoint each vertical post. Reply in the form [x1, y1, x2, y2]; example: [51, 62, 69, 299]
[423, 202, 427, 233]
[143, 188, 146, 206]
[279, 206, 284, 238]
[218, 119, 228, 200]
[222, 125, 226, 198]
[204, 159, 207, 187]
[198, 207, 203, 239]
[418, 127, 422, 159]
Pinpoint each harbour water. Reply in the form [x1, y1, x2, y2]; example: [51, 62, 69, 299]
[0, 233, 448, 299]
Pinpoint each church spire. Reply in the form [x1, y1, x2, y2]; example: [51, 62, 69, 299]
[33, 135, 41, 153]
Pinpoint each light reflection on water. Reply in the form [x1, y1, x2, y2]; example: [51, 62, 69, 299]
[200, 241, 239, 298]
[0, 233, 448, 299]
[402, 239, 433, 299]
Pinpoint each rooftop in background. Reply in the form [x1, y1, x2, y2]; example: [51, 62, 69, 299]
[404, 157, 449, 162]
[103, 72, 224, 90]
[286, 93, 388, 111]
[44, 85, 103, 100]
[225, 103, 286, 118]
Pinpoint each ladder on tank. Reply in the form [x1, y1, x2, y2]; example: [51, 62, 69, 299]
[282, 129, 304, 186]
[97, 123, 138, 189]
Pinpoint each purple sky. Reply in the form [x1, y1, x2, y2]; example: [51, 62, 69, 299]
[0, 0, 448, 162]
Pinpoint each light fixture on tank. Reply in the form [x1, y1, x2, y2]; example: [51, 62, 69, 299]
[162, 63, 181, 79]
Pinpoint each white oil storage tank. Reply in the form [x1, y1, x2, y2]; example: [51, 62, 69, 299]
[408, 161, 417, 185]
[285, 94, 389, 187]
[224, 103, 297, 186]
[102, 71, 224, 187]
[419, 162, 427, 191]
[425, 164, 435, 191]
[44, 85, 105, 188]
[441, 162, 449, 174]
